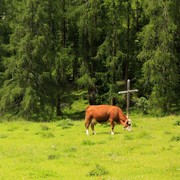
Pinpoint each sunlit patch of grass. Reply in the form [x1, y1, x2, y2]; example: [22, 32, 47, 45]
[28, 168, 58, 179]
[124, 133, 134, 140]
[137, 131, 152, 139]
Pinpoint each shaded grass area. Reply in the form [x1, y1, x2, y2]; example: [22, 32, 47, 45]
[0, 115, 179, 179]
[61, 90, 88, 121]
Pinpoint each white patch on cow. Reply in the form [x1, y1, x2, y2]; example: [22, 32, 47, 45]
[125, 119, 132, 131]
[111, 131, 114, 135]
[86, 129, 89, 135]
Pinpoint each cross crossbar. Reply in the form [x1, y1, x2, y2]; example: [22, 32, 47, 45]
[118, 89, 138, 94]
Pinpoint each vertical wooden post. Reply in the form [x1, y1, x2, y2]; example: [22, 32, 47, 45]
[126, 79, 130, 118]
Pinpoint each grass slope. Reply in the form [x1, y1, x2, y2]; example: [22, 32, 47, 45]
[0, 115, 179, 180]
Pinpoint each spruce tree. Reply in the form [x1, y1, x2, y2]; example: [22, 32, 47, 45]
[96, 0, 137, 105]
[77, 0, 103, 105]
[51, 0, 74, 115]
[0, 1, 7, 108]
[0, 0, 57, 118]
[138, 0, 178, 115]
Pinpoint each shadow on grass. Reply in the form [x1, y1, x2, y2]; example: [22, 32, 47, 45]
[97, 132, 121, 135]
[82, 131, 121, 135]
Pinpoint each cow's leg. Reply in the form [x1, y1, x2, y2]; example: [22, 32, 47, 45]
[91, 122, 96, 135]
[110, 120, 114, 135]
[85, 116, 92, 135]
[85, 121, 90, 135]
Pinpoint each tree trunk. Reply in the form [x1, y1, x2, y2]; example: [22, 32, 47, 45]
[56, 95, 62, 116]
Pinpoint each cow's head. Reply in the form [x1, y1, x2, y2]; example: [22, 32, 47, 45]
[124, 119, 132, 131]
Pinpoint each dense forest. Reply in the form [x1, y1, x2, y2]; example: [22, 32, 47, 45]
[0, 0, 179, 119]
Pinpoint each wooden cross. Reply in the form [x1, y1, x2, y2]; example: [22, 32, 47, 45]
[118, 79, 138, 118]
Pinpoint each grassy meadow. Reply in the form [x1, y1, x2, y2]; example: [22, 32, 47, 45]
[0, 114, 179, 180]
[0, 92, 180, 180]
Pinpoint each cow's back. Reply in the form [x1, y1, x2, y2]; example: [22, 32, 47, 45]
[85, 105, 119, 122]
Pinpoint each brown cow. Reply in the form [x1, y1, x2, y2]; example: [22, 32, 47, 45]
[85, 105, 132, 135]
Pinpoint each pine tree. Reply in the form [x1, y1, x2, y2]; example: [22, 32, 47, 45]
[77, 0, 104, 105]
[0, 4, 5, 115]
[0, 0, 58, 118]
[171, 0, 180, 102]
[50, 0, 74, 116]
[96, 0, 137, 105]
[138, 0, 178, 115]
[0, 0, 7, 89]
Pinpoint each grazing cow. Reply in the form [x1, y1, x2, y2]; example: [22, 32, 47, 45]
[85, 105, 132, 135]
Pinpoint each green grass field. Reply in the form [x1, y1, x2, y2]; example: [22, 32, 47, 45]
[0, 115, 179, 180]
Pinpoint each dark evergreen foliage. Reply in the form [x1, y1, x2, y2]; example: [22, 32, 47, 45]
[0, 0, 179, 119]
